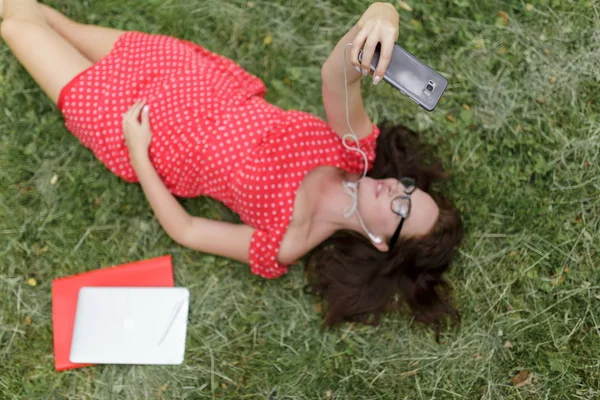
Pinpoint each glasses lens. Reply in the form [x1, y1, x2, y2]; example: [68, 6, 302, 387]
[392, 196, 411, 217]
[400, 177, 416, 194]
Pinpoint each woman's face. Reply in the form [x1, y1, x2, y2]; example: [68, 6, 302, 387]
[358, 177, 440, 249]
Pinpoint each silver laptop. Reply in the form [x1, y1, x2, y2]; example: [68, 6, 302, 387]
[70, 287, 189, 365]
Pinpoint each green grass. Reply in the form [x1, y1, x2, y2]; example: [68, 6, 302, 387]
[1, 0, 599, 398]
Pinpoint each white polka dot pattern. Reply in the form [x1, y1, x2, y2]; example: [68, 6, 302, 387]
[57, 31, 380, 279]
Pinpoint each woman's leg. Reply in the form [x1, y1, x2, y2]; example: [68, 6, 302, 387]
[38, 4, 126, 63]
[1, 0, 93, 105]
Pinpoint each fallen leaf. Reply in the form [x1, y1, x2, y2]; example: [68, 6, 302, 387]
[473, 38, 485, 50]
[497, 47, 507, 54]
[550, 76, 557, 84]
[446, 114, 456, 123]
[313, 303, 323, 313]
[27, 278, 37, 287]
[41, 246, 49, 253]
[221, 383, 228, 390]
[161, 383, 169, 392]
[595, 294, 600, 300]
[511, 370, 532, 388]
[509, 251, 518, 257]
[397, 1, 412, 11]
[551, 274, 565, 286]
[543, 48, 551, 55]
[247, 1, 254, 7]
[536, 97, 545, 105]
[525, 4, 534, 11]
[94, 196, 101, 207]
[325, 389, 333, 399]
[18, 184, 34, 194]
[584, 160, 590, 168]
[516, 124, 523, 132]
[564, 266, 570, 272]
[472, 353, 483, 360]
[409, 19, 423, 30]
[50, 175, 58, 185]
[399, 370, 417, 379]
[504, 340, 513, 349]
[25, 316, 32, 325]
[264, 33, 272, 45]
[497, 11, 509, 26]
[462, 104, 471, 111]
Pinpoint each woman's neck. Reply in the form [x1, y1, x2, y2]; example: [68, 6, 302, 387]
[314, 170, 365, 236]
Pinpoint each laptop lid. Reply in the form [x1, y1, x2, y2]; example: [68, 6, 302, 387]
[70, 287, 189, 365]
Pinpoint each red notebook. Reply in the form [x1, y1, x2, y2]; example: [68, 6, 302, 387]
[51, 255, 174, 371]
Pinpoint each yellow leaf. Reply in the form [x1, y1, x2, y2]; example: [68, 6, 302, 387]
[550, 76, 557, 84]
[473, 38, 485, 50]
[511, 370, 532, 388]
[503, 340, 513, 349]
[50, 175, 58, 185]
[409, 19, 423, 30]
[462, 104, 471, 111]
[497, 11, 509, 26]
[25, 316, 32, 325]
[525, 3, 534, 11]
[27, 278, 37, 287]
[399, 370, 417, 380]
[264, 34, 272, 46]
[397, 1, 412, 11]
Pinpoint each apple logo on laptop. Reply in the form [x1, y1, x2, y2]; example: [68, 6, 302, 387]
[123, 317, 136, 330]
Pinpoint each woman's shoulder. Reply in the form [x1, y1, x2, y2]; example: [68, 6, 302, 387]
[276, 166, 341, 264]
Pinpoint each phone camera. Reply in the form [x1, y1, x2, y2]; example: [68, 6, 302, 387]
[426, 83, 434, 92]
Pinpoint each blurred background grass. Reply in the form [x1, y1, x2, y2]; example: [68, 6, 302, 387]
[0, 0, 599, 398]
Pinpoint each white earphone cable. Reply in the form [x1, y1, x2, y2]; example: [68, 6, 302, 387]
[340, 43, 382, 244]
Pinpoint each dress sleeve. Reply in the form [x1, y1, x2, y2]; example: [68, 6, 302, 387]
[340, 124, 380, 174]
[248, 229, 290, 279]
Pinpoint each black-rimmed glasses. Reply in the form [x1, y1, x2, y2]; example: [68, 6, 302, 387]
[389, 177, 416, 249]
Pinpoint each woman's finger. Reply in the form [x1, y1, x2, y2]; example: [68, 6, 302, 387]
[359, 32, 381, 75]
[141, 105, 150, 130]
[131, 100, 146, 118]
[125, 100, 144, 119]
[351, 26, 371, 71]
[372, 31, 395, 83]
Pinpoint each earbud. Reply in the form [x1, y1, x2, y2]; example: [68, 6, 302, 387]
[367, 231, 383, 244]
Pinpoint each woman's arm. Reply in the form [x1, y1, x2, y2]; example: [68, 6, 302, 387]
[123, 101, 254, 263]
[321, 2, 399, 139]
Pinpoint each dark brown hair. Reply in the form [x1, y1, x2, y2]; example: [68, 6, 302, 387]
[306, 124, 464, 337]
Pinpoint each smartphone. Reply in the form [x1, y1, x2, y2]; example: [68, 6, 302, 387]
[359, 43, 448, 111]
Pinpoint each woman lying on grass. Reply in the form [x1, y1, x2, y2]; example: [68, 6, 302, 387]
[1, 0, 463, 330]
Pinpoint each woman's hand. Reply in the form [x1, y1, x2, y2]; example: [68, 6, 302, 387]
[351, 2, 399, 85]
[123, 100, 152, 162]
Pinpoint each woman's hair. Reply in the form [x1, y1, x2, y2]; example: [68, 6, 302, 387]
[306, 123, 464, 337]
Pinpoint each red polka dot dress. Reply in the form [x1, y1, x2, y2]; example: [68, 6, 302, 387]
[58, 32, 380, 278]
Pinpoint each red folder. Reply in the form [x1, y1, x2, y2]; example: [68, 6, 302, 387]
[51, 255, 174, 371]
